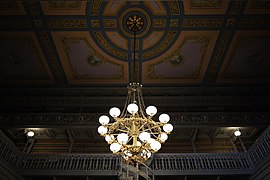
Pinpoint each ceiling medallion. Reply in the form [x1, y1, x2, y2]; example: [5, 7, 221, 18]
[119, 7, 151, 38]
[126, 15, 144, 32]
[97, 14, 173, 164]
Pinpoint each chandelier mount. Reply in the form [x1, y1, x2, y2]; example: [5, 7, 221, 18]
[126, 14, 144, 32]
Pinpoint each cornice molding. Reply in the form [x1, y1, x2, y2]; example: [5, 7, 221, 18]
[0, 112, 269, 128]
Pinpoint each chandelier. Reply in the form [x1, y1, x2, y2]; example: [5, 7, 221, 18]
[97, 15, 173, 164]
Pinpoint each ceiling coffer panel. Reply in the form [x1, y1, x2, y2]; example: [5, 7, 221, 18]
[142, 31, 218, 84]
[52, 31, 128, 84]
[0, 32, 55, 85]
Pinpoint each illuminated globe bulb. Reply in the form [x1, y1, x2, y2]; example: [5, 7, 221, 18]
[146, 105, 157, 116]
[105, 134, 114, 144]
[27, 131, 34, 137]
[97, 126, 108, 135]
[234, 130, 241, 137]
[163, 123, 173, 133]
[159, 133, 168, 142]
[99, 115, 110, 125]
[139, 132, 151, 142]
[147, 152, 152, 158]
[110, 143, 121, 153]
[117, 133, 129, 144]
[150, 140, 161, 151]
[159, 113, 170, 123]
[124, 150, 132, 157]
[127, 103, 138, 114]
[136, 141, 142, 146]
[147, 138, 155, 144]
[109, 107, 121, 117]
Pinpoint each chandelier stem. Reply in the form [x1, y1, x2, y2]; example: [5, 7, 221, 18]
[132, 121, 139, 146]
[132, 30, 137, 82]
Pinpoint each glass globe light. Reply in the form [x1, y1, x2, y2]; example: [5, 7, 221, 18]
[124, 150, 132, 157]
[109, 107, 121, 117]
[99, 115, 110, 125]
[150, 140, 161, 151]
[146, 105, 157, 116]
[136, 141, 142, 146]
[234, 130, 241, 137]
[163, 123, 173, 133]
[98, 126, 108, 135]
[139, 132, 151, 142]
[147, 138, 155, 144]
[110, 143, 121, 153]
[141, 150, 151, 159]
[105, 134, 114, 143]
[159, 132, 168, 142]
[127, 103, 138, 114]
[117, 133, 129, 144]
[159, 113, 170, 123]
[147, 151, 152, 158]
[27, 131, 34, 137]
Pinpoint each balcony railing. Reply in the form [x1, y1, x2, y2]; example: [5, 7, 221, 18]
[0, 126, 269, 177]
[150, 153, 253, 175]
[17, 153, 121, 176]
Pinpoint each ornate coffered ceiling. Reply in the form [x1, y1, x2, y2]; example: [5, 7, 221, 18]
[0, 0, 269, 87]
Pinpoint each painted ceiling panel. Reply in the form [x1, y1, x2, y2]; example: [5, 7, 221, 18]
[0, 1, 25, 15]
[142, 31, 218, 84]
[244, 0, 270, 14]
[0, 32, 54, 84]
[217, 31, 270, 84]
[52, 31, 128, 84]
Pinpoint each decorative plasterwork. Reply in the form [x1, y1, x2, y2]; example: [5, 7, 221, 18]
[40, 1, 87, 15]
[0, 1, 25, 15]
[217, 31, 270, 84]
[142, 31, 164, 50]
[144, 1, 167, 15]
[0, 112, 269, 127]
[52, 32, 128, 84]
[104, 32, 128, 50]
[244, 0, 270, 14]
[183, 0, 228, 15]
[0, 32, 54, 84]
[142, 31, 218, 84]
[103, 1, 126, 16]
[47, 19, 87, 29]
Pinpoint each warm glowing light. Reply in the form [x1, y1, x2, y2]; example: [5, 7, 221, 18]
[163, 123, 173, 133]
[98, 126, 108, 135]
[139, 132, 151, 142]
[105, 135, 114, 144]
[110, 143, 121, 153]
[146, 106, 157, 116]
[99, 115, 110, 125]
[234, 130, 241, 137]
[27, 131, 34, 137]
[159, 113, 170, 123]
[117, 133, 129, 144]
[127, 103, 138, 114]
[159, 133, 168, 142]
[109, 107, 121, 117]
[150, 140, 161, 151]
